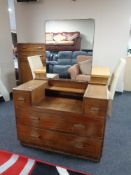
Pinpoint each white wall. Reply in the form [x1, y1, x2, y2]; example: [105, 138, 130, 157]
[8, 0, 16, 32]
[0, 0, 16, 94]
[46, 19, 95, 50]
[15, 0, 131, 91]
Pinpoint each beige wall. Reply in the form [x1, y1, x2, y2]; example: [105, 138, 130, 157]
[15, 0, 131, 91]
[0, 0, 16, 94]
[46, 19, 95, 50]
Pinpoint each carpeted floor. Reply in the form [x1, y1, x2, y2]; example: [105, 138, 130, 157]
[0, 92, 131, 175]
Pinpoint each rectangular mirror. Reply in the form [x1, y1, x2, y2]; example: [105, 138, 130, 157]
[45, 19, 95, 81]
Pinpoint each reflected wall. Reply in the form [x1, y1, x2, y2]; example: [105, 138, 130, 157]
[45, 19, 95, 50]
[45, 19, 95, 80]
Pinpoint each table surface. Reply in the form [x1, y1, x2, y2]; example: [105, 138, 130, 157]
[91, 66, 110, 78]
[34, 66, 46, 74]
[34, 66, 110, 78]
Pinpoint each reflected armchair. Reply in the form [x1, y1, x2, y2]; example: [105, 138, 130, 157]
[27, 55, 44, 79]
[68, 55, 92, 81]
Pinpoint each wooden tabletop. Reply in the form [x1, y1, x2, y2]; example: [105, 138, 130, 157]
[91, 66, 110, 78]
[34, 66, 46, 74]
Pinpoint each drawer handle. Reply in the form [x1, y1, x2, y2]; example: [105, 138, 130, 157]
[75, 143, 83, 149]
[17, 97, 25, 101]
[21, 47, 27, 49]
[90, 107, 100, 112]
[31, 117, 40, 122]
[30, 116, 40, 121]
[31, 133, 40, 138]
[73, 124, 85, 129]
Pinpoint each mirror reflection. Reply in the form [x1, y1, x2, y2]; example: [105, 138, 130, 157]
[45, 19, 95, 81]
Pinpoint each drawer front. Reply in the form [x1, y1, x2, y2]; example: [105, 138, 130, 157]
[17, 125, 102, 160]
[90, 77, 108, 85]
[13, 91, 31, 107]
[18, 44, 45, 52]
[18, 52, 46, 62]
[16, 110, 105, 138]
[84, 98, 108, 116]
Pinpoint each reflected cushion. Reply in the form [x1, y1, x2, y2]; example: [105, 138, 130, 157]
[78, 59, 92, 75]
[46, 32, 53, 41]
[67, 33, 79, 41]
[53, 33, 66, 41]
[76, 74, 91, 82]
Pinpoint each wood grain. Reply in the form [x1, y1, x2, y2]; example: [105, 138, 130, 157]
[13, 79, 108, 161]
[17, 125, 102, 160]
[17, 43, 46, 83]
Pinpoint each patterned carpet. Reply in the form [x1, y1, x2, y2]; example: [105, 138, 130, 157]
[0, 92, 131, 175]
[0, 150, 90, 175]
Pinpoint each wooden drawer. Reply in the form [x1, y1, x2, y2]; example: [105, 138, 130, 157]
[13, 91, 31, 106]
[84, 98, 108, 116]
[17, 125, 102, 160]
[16, 109, 105, 138]
[18, 52, 46, 62]
[90, 77, 108, 85]
[17, 44, 45, 52]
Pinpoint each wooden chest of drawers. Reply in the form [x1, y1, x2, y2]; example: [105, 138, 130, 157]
[13, 79, 108, 161]
[17, 43, 46, 83]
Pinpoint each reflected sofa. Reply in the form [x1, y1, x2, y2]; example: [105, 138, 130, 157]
[46, 32, 81, 51]
[46, 50, 92, 78]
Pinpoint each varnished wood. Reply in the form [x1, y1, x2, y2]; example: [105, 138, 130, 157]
[13, 79, 108, 161]
[16, 108, 105, 138]
[91, 66, 110, 78]
[17, 125, 102, 160]
[34, 67, 46, 79]
[83, 84, 108, 116]
[17, 43, 46, 83]
[36, 96, 83, 113]
[34, 66, 110, 85]
[48, 79, 88, 89]
[84, 84, 108, 99]
[90, 66, 110, 85]
[34, 66, 46, 74]
[13, 80, 48, 105]
[47, 86, 85, 94]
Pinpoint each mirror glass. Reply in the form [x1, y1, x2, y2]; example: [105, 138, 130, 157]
[45, 19, 95, 81]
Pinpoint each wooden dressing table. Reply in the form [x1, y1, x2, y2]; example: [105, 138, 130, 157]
[13, 78, 108, 161]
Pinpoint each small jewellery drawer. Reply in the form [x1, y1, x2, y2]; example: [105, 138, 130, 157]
[13, 91, 31, 106]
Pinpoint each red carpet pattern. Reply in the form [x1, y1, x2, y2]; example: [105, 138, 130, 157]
[0, 150, 91, 175]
